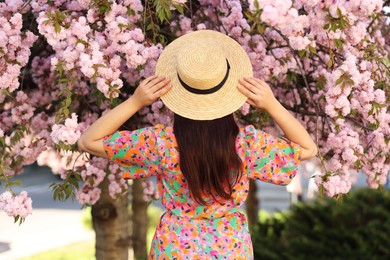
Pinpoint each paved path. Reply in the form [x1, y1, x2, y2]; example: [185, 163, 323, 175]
[0, 165, 94, 260]
[0, 209, 94, 260]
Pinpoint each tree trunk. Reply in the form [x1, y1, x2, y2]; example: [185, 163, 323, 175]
[246, 179, 259, 228]
[92, 177, 130, 260]
[132, 178, 148, 260]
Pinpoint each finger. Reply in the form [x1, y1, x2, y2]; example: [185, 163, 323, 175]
[150, 78, 170, 93]
[153, 83, 173, 98]
[146, 76, 167, 88]
[246, 99, 256, 107]
[245, 77, 266, 90]
[142, 75, 159, 86]
[239, 78, 261, 94]
[237, 83, 258, 100]
[252, 77, 270, 90]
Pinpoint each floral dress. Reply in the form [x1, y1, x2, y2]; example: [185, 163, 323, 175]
[102, 124, 302, 260]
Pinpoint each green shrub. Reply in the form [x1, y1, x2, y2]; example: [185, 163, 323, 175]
[250, 188, 390, 260]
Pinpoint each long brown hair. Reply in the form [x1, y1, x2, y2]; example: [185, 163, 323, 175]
[173, 113, 243, 206]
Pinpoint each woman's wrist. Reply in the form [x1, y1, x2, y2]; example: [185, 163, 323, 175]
[125, 95, 144, 111]
[264, 98, 282, 115]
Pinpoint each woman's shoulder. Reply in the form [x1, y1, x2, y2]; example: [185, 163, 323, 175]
[150, 124, 176, 143]
[137, 124, 171, 134]
[238, 124, 258, 137]
[153, 124, 173, 135]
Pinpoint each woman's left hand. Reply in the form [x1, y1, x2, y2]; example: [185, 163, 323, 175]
[132, 75, 172, 108]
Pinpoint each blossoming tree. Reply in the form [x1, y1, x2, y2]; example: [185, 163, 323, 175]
[0, 0, 389, 258]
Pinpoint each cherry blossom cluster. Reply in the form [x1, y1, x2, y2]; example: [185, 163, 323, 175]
[0, 191, 32, 219]
[107, 163, 128, 199]
[73, 156, 127, 205]
[0, 12, 38, 95]
[75, 157, 107, 205]
[35, 0, 162, 99]
[51, 113, 82, 145]
[0, 0, 389, 223]
[142, 180, 160, 202]
[198, 0, 389, 196]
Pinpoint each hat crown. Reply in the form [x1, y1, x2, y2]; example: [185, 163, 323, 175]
[176, 41, 227, 91]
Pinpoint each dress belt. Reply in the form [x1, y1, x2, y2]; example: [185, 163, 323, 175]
[165, 207, 239, 220]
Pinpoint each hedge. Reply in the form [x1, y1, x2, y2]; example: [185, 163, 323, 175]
[250, 188, 390, 260]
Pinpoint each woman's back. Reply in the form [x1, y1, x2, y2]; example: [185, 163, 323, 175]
[79, 30, 316, 260]
[102, 123, 301, 259]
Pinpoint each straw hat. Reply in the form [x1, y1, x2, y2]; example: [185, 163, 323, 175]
[155, 30, 253, 120]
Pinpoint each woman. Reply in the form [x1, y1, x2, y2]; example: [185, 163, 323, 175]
[78, 30, 317, 259]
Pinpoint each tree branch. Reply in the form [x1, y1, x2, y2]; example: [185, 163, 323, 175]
[281, 103, 376, 132]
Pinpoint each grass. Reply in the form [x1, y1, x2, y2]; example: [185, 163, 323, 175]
[18, 240, 95, 260]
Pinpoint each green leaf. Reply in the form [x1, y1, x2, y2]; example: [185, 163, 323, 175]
[323, 24, 330, 30]
[257, 24, 266, 35]
[65, 97, 72, 107]
[309, 45, 317, 54]
[63, 107, 69, 117]
[14, 215, 20, 224]
[174, 4, 184, 14]
[327, 59, 333, 69]
[65, 184, 72, 198]
[337, 7, 342, 17]
[354, 159, 362, 169]
[335, 77, 343, 85]
[59, 78, 68, 84]
[54, 23, 61, 33]
[127, 7, 135, 16]
[146, 23, 153, 31]
[286, 71, 297, 83]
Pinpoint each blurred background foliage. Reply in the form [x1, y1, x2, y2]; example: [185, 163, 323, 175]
[250, 188, 390, 259]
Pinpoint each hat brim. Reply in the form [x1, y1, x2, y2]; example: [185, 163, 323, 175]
[156, 30, 253, 120]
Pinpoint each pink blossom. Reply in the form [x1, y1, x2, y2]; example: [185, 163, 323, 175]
[318, 174, 352, 197]
[172, 0, 187, 4]
[288, 36, 311, 50]
[373, 89, 385, 103]
[240, 103, 250, 116]
[260, 5, 279, 27]
[0, 0, 389, 222]
[51, 113, 82, 145]
[0, 191, 33, 218]
[142, 180, 159, 202]
[76, 186, 101, 205]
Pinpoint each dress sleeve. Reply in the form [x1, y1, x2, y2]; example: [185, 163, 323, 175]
[244, 125, 302, 185]
[102, 124, 163, 179]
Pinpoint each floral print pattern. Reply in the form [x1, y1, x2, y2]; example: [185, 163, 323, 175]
[103, 124, 302, 259]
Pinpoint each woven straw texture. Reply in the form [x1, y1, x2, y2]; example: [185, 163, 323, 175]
[156, 30, 253, 120]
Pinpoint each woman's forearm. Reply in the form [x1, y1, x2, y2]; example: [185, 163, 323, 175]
[81, 96, 141, 142]
[268, 101, 318, 158]
[77, 75, 171, 158]
[77, 96, 142, 156]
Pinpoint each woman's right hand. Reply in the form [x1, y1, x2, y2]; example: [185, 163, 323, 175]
[132, 75, 172, 108]
[237, 77, 278, 111]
